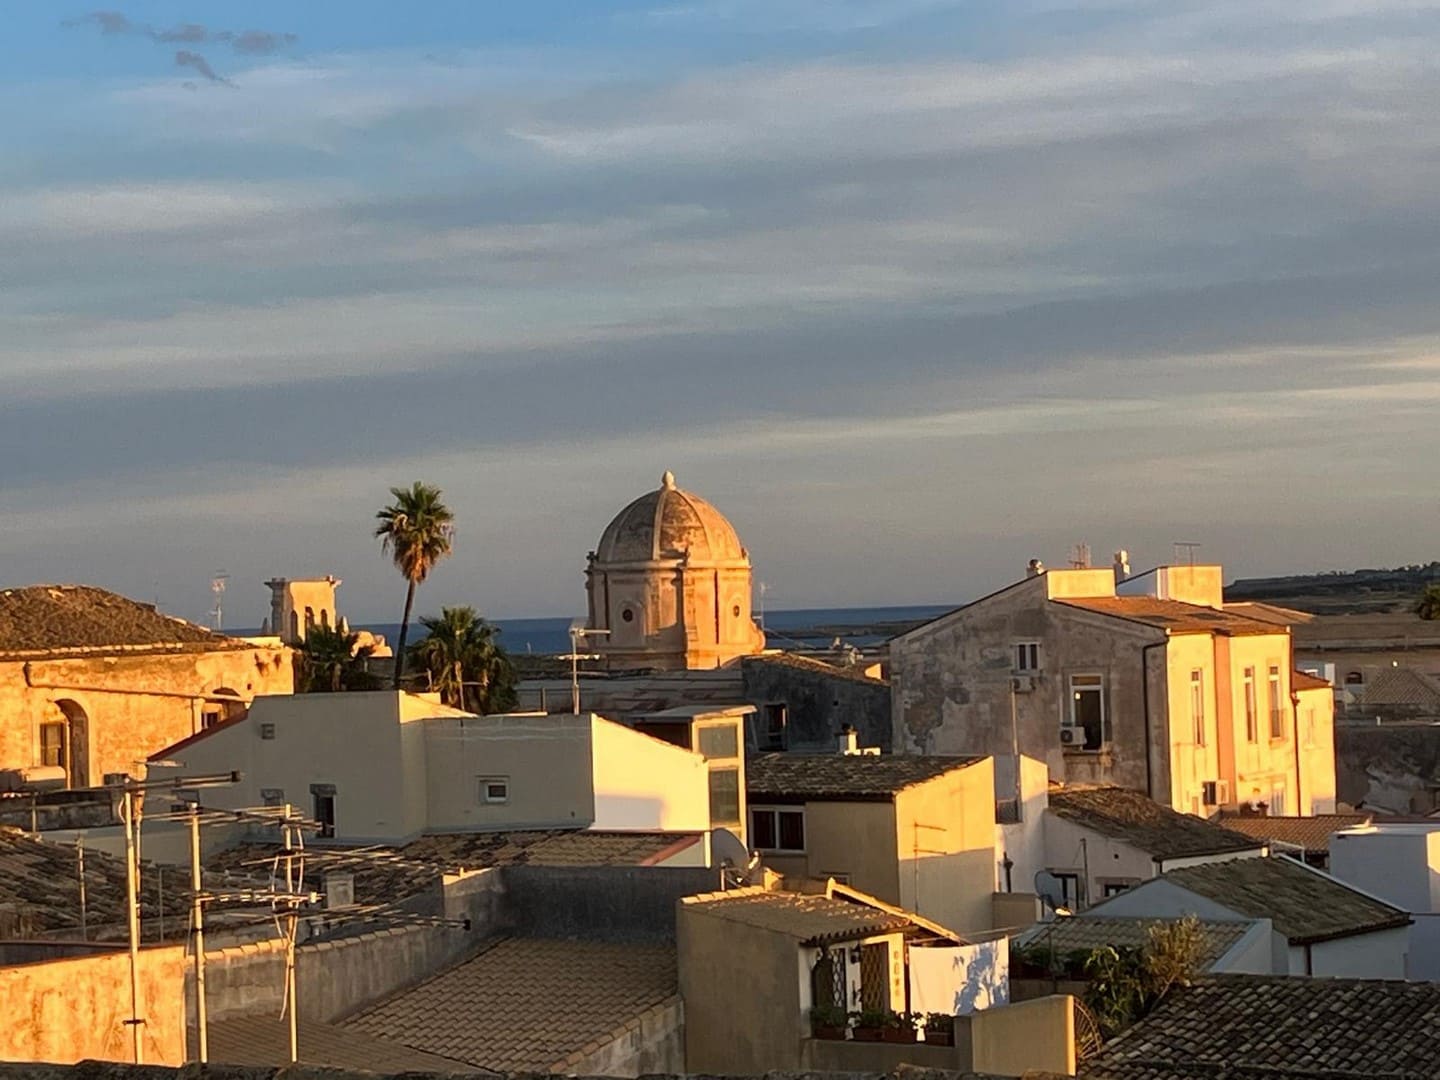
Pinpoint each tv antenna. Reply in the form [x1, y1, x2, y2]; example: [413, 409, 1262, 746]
[210, 571, 229, 631]
[1068, 543, 1092, 570]
[1172, 542, 1201, 566]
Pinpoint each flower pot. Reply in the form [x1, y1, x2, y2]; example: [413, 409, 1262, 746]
[812, 1025, 847, 1041]
[881, 1028, 917, 1044]
[852, 1026, 884, 1043]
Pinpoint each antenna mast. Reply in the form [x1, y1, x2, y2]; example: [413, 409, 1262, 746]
[210, 571, 229, 631]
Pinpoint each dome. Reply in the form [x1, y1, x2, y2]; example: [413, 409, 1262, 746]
[595, 471, 748, 564]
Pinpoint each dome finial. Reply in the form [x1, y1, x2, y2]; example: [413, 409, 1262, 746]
[661, 470, 676, 490]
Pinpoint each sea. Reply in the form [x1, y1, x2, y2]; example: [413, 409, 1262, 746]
[332, 604, 955, 656]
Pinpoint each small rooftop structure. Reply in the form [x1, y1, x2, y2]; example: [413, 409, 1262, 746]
[1047, 785, 1263, 862]
[0, 584, 251, 659]
[1159, 855, 1410, 945]
[746, 752, 985, 802]
[1081, 973, 1440, 1079]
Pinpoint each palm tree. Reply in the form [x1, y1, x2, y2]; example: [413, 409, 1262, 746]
[1418, 584, 1440, 621]
[295, 625, 378, 693]
[408, 606, 517, 714]
[375, 482, 455, 688]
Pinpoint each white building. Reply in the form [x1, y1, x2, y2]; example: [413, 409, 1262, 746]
[1330, 821, 1440, 979]
[153, 691, 723, 845]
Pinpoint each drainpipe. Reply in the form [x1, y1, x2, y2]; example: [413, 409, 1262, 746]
[1140, 638, 1168, 802]
[1291, 685, 1304, 817]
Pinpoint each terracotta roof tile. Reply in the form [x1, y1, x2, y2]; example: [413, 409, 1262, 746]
[343, 936, 677, 1072]
[1081, 974, 1440, 1079]
[1216, 813, 1370, 854]
[1159, 855, 1409, 944]
[1057, 597, 1282, 636]
[681, 887, 915, 943]
[1014, 916, 1256, 970]
[1048, 787, 1263, 861]
[206, 1014, 483, 1074]
[747, 752, 984, 801]
[0, 584, 252, 658]
[1290, 669, 1332, 691]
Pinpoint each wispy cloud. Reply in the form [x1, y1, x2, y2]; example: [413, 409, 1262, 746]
[63, 9, 296, 85]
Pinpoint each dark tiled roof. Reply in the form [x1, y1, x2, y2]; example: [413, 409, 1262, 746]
[1047, 787, 1264, 861]
[207, 828, 701, 904]
[681, 887, 914, 943]
[1081, 974, 1440, 1079]
[1291, 669, 1332, 691]
[0, 584, 251, 658]
[1360, 667, 1440, 709]
[747, 751, 983, 801]
[1161, 855, 1409, 945]
[344, 936, 678, 1072]
[1057, 597, 1281, 637]
[1216, 813, 1370, 854]
[743, 651, 889, 686]
[206, 1014, 482, 1074]
[1014, 916, 1255, 971]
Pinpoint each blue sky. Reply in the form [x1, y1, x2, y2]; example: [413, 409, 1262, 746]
[4, 2, 1440, 625]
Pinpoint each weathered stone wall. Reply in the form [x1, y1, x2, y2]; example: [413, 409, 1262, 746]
[557, 996, 685, 1077]
[0, 648, 293, 786]
[1336, 723, 1440, 813]
[0, 944, 189, 1065]
[741, 656, 892, 752]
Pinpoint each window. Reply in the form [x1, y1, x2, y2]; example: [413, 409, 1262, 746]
[1051, 871, 1084, 909]
[259, 722, 277, 740]
[312, 790, 336, 839]
[1101, 879, 1139, 898]
[1014, 642, 1041, 673]
[260, 788, 285, 807]
[1068, 674, 1107, 751]
[1268, 665, 1284, 739]
[479, 776, 509, 804]
[304, 606, 315, 631]
[1270, 784, 1287, 816]
[758, 704, 787, 751]
[750, 806, 805, 852]
[39, 721, 67, 770]
[1243, 667, 1258, 743]
[697, 724, 739, 759]
[709, 766, 741, 827]
[1190, 669, 1205, 746]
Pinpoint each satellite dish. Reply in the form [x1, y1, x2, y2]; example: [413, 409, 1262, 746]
[711, 827, 750, 869]
[1033, 870, 1070, 916]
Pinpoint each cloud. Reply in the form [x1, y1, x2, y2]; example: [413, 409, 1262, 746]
[174, 49, 228, 84]
[63, 10, 296, 83]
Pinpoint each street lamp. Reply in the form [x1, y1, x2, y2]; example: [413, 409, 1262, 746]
[565, 621, 609, 715]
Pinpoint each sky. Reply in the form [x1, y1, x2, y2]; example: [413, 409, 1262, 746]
[3, 2, 1440, 626]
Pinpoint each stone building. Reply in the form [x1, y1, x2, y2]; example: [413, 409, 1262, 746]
[584, 471, 765, 671]
[0, 584, 293, 787]
[890, 564, 1335, 817]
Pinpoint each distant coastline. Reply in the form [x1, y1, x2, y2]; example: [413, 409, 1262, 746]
[235, 603, 955, 656]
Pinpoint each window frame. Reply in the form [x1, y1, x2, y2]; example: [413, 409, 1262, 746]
[759, 703, 788, 751]
[39, 720, 67, 770]
[1243, 666, 1258, 743]
[749, 804, 807, 853]
[1067, 673, 1108, 751]
[1190, 668, 1206, 746]
[1267, 664, 1285, 740]
[1014, 641, 1041, 674]
[479, 775, 510, 804]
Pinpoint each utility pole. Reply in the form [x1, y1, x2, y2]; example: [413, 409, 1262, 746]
[189, 804, 208, 1064]
[565, 624, 609, 715]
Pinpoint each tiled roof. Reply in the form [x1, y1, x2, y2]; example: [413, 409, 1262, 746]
[1081, 974, 1440, 1079]
[1360, 667, 1440, 709]
[1047, 787, 1264, 861]
[1291, 668, 1332, 691]
[343, 936, 677, 1073]
[681, 886, 916, 944]
[1216, 813, 1371, 854]
[742, 651, 889, 686]
[206, 828, 701, 904]
[747, 752, 983, 801]
[1224, 601, 1314, 626]
[0, 584, 251, 658]
[1057, 597, 1281, 637]
[1014, 916, 1256, 971]
[1160, 855, 1409, 944]
[206, 1014, 482, 1074]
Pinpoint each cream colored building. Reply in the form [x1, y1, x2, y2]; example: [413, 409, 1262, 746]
[584, 471, 765, 671]
[891, 563, 1336, 817]
[745, 751, 997, 936]
[0, 584, 294, 789]
[155, 691, 724, 844]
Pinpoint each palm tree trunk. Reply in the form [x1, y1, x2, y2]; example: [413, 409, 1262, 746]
[393, 580, 417, 689]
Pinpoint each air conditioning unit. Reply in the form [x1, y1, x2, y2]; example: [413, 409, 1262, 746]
[1059, 725, 1082, 746]
[1202, 779, 1230, 806]
[1011, 675, 1036, 693]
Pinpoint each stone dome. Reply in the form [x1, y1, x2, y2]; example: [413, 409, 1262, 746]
[595, 471, 747, 565]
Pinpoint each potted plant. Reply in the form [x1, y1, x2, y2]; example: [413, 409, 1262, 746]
[923, 1012, 954, 1047]
[809, 1004, 849, 1040]
[850, 1009, 889, 1042]
[881, 1012, 918, 1043]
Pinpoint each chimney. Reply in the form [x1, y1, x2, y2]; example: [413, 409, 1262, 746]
[1113, 550, 1131, 584]
[1026, 559, 1046, 578]
[837, 724, 859, 755]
